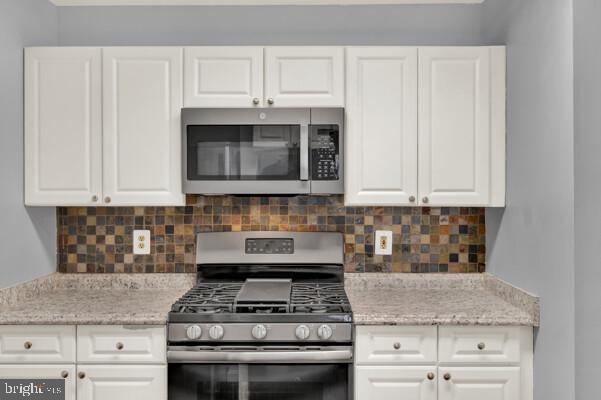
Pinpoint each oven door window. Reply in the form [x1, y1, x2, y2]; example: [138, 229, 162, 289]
[187, 125, 301, 181]
[168, 364, 349, 400]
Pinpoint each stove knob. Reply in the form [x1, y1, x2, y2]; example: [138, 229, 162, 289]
[251, 324, 267, 340]
[186, 325, 202, 340]
[295, 325, 311, 340]
[317, 325, 333, 340]
[209, 325, 225, 340]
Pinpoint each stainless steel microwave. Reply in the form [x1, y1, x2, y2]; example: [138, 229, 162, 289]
[182, 108, 343, 195]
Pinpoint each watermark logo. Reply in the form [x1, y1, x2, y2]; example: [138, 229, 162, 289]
[0, 380, 64, 399]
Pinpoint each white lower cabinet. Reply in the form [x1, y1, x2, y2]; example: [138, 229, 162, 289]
[76, 365, 166, 400]
[355, 326, 532, 400]
[0, 325, 167, 400]
[356, 366, 437, 400]
[438, 367, 520, 400]
[0, 364, 76, 400]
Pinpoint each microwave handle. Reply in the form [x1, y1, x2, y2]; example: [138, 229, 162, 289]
[300, 125, 309, 181]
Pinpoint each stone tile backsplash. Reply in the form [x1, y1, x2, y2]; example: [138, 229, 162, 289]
[57, 195, 486, 274]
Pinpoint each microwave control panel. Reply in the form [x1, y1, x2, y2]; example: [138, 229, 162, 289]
[311, 126, 340, 181]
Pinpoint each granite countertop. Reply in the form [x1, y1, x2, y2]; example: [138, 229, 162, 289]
[346, 273, 539, 326]
[0, 272, 539, 327]
[0, 274, 196, 325]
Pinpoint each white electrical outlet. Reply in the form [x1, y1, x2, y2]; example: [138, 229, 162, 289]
[134, 230, 151, 255]
[374, 230, 393, 255]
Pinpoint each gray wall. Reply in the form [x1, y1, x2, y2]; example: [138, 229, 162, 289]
[57, 4, 484, 45]
[0, 0, 58, 288]
[482, 1, 575, 399]
[574, 0, 601, 399]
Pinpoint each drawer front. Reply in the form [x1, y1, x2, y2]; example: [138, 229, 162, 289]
[0, 325, 75, 363]
[0, 364, 76, 400]
[439, 326, 520, 364]
[356, 326, 437, 365]
[77, 325, 166, 364]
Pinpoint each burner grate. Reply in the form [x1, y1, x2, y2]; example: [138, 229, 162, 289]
[171, 281, 351, 315]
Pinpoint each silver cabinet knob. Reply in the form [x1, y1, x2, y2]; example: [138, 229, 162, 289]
[209, 325, 225, 340]
[267, 98, 274, 105]
[427, 372, 435, 381]
[91, 195, 99, 202]
[61, 370, 69, 379]
[295, 325, 311, 340]
[78, 372, 86, 379]
[104, 196, 111, 204]
[251, 324, 267, 340]
[477, 342, 486, 350]
[409, 196, 416, 203]
[443, 373, 451, 381]
[24, 341, 32, 349]
[252, 98, 260, 105]
[393, 342, 401, 350]
[116, 342, 124, 350]
[186, 325, 202, 340]
[422, 197, 429, 204]
[317, 324, 333, 340]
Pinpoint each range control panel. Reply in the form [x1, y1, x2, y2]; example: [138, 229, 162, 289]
[245, 238, 294, 254]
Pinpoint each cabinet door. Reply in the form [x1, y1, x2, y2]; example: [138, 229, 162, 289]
[356, 366, 437, 400]
[77, 365, 166, 400]
[418, 47, 505, 206]
[103, 47, 184, 206]
[265, 46, 344, 107]
[184, 47, 263, 107]
[0, 365, 76, 400]
[345, 47, 418, 206]
[24, 47, 102, 206]
[438, 367, 520, 400]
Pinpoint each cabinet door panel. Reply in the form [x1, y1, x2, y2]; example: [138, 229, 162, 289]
[0, 365, 76, 400]
[438, 367, 520, 400]
[418, 47, 491, 206]
[184, 47, 263, 107]
[345, 47, 418, 206]
[356, 366, 437, 400]
[77, 365, 166, 400]
[103, 47, 184, 206]
[25, 47, 102, 206]
[265, 46, 344, 107]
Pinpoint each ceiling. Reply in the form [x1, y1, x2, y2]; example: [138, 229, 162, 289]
[50, 0, 484, 6]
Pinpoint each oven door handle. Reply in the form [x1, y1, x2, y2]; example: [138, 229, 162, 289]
[167, 349, 353, 363]
[300, 124, 310, 181]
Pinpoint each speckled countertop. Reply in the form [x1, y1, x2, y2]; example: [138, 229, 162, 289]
[0, 273, 539, 326]
[346, 273, 539, 326]
[0, 274, 196, 325]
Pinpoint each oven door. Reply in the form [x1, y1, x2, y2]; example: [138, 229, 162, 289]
[182, 108, 311, 195]
[167, 346, 352, 400]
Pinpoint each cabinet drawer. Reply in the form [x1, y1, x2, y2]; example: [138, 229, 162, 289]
[0, 325, 75, 363]
[356, 326, 437, 365]
[77, 325, 166, 364]
[439, 326, 520, 364]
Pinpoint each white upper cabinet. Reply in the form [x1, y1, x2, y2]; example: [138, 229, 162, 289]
[418, 47, 505, 206]
[345, 47, 418, 206]
[265, 46, 344, 107]
[25, 47, 102, 206]
[102, 47, 185, 206]
[184, 47, 264, 107]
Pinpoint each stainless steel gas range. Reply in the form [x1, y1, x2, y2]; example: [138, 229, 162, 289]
[167, 231, 353, 400]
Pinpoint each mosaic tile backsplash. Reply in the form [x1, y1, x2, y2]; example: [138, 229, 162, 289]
[57, 195, 486, 274]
